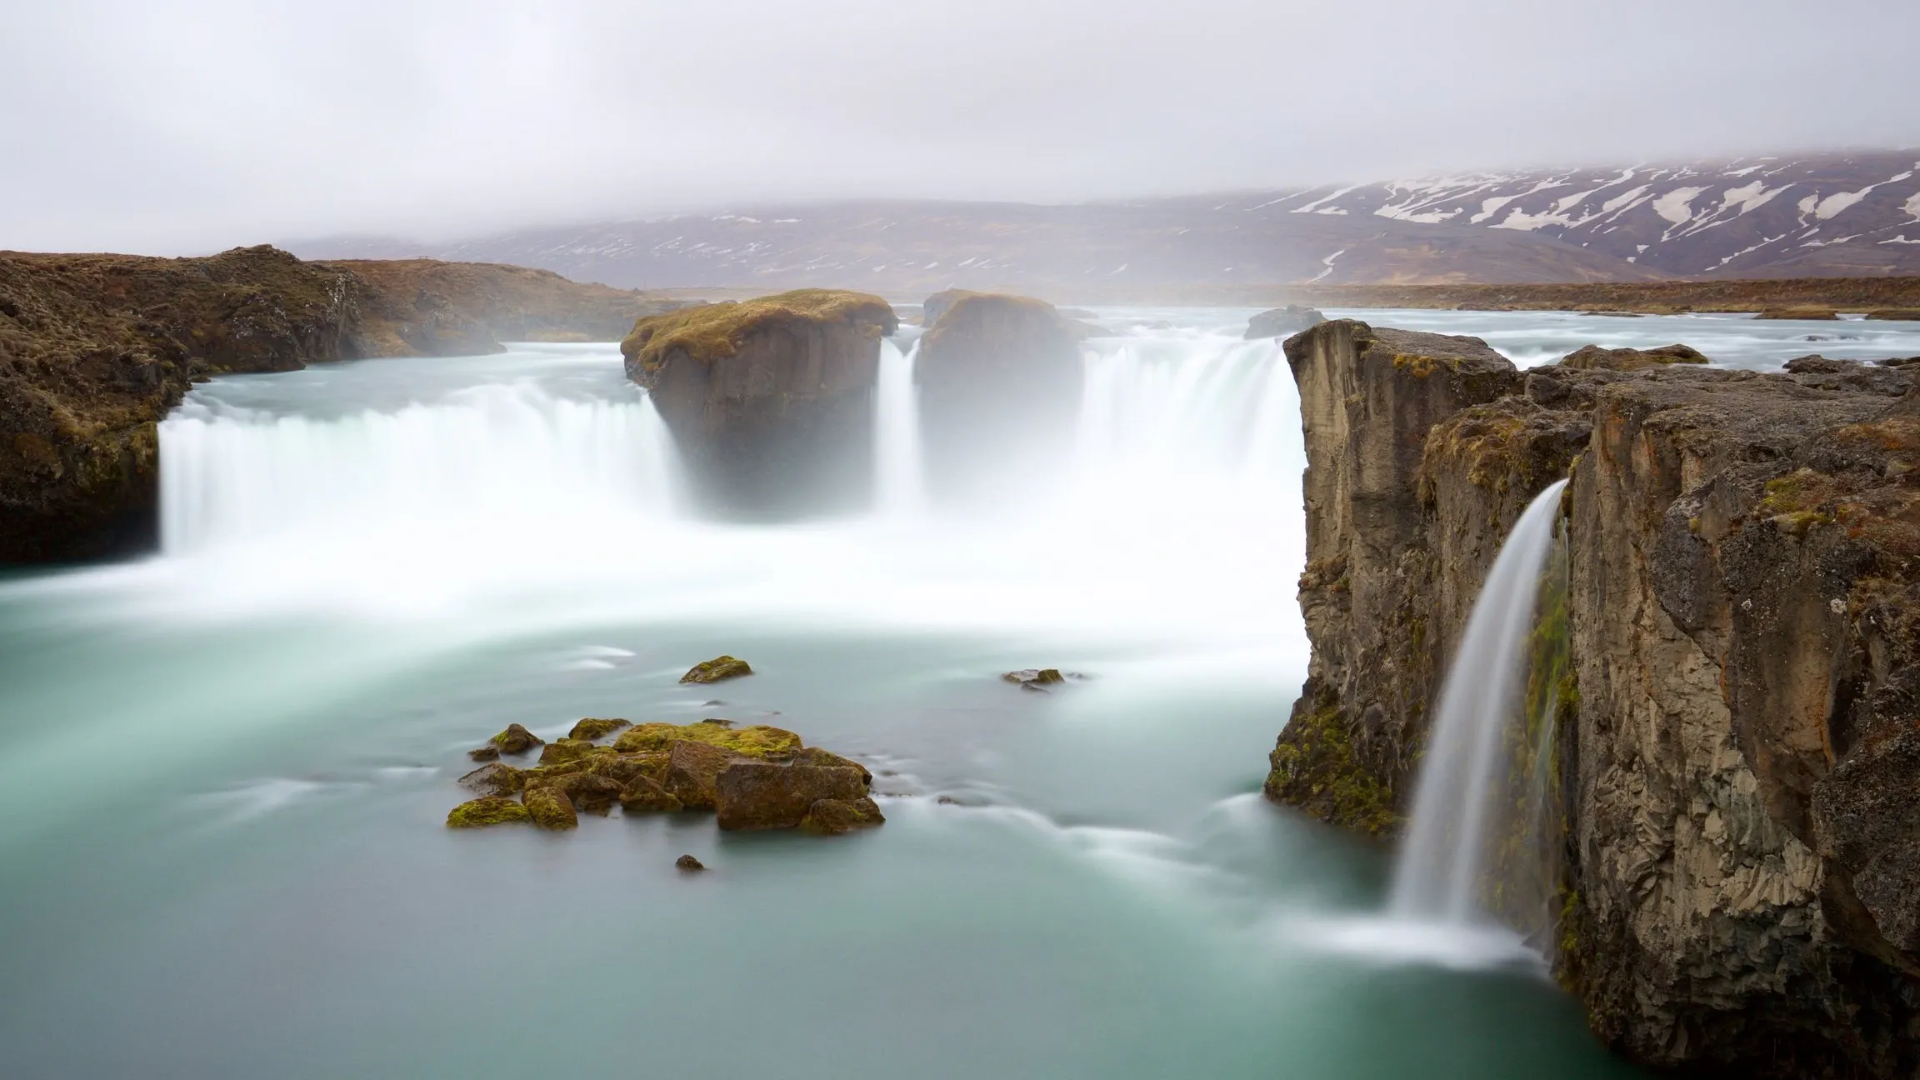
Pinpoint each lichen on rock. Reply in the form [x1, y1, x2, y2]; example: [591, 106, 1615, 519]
[446, 797, 531, 828]
[679, 656, 753, 684]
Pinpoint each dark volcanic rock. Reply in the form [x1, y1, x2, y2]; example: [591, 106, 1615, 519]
[714, 760, 869, 831]
[914, 292, 1084, 505]
[489, 723, 544, 755]
[621, 289, 897, 514]
[800, 796, 886, 835]
[1267, 317, 1920, 1077]
[457, 762, 525, 797]
[1244, 304, 1327, 340]
[675, 854, 706, 871]
[567, 718, 631, 741]
[1558, 343, 1708, 370]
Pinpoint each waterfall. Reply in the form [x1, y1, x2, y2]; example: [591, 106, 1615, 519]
[1388, 479, 1570, 925]
[159, 380, 680, 556]
[872, 338, 926, 515]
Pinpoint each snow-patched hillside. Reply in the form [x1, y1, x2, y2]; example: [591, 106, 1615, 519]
[1268, 150, 1920, 278]
[295, 151, 1920, 291]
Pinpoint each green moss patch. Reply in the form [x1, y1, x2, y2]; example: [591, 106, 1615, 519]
[1264, 693, 1400, 836]
[620, 289, 894, 375]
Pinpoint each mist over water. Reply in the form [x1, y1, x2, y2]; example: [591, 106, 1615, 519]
[2, 308, 1886, 1078]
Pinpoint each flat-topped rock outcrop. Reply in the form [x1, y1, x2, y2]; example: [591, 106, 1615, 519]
[622, 289, 897, 514]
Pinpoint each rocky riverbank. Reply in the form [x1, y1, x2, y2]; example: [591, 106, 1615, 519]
[1266, 319, 1920, 1077]
[0, 245, 681, 563]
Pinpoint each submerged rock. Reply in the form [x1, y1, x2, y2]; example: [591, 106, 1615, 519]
[1002, 668, 1065, 691]
[680, 656, 753, 684]
[523, 785, 579, 831]
[568, 718, 631, 741]
[446, 797, 531, 828]
[621, 290, 897, 514]
[489, 723, 545, 755]
[714, 761, 869, 831]
[1244, 304, 1327, 340]
[466, 745, 500, 762]
[799, 796, 886, 835]
[675, 854, 707, 872]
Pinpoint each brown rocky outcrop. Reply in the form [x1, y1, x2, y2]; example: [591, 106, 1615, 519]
[0, 246, 684, 564]
[1266, 319, 1920, 1076]
[714, 760, 869, 831]
[621, 289, 897, 514]
[914, 292, 1084, 504]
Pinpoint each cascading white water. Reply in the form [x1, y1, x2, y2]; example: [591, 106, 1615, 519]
[159, 380, 680, 556]
[872, 338, 926, 515]
[1389, 478, 1569, 924]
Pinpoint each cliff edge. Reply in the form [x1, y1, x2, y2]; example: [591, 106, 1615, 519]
[1267, 320, 1920, 1077]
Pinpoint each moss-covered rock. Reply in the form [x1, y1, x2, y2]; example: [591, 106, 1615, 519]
[538, 738, 599, 765]
[800, 796, 886, 835]
[467, 745, 500, 762]
[675, 854, 707, 871]
[791, 746, 872, 786]
[1002, 668, 1065, 691]
[446, 797, 531, 829]
[679, 656, 753, 684]
[489, 723, 544, 755]
[660, 740, 739, 811]
[586, 751, 669, 787]
[457, 762, 525, 797]
[523, 785, 578, 831]
[1264, 688, 1401, 837]
[612, 720, 800, 758]
[619, 774, 684, 813]
[568, 718, 631, 741]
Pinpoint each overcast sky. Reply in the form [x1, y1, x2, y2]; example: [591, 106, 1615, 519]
[5, 0, 1917, 254]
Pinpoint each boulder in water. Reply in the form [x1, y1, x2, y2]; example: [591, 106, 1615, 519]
[715, 761, 870, 830]
[675, 854, 707, 871]
[457, 762, 525, 797]
[1757, 305, 1840, 320]
[621, 290, 897, 514]
[1244, 305, 1327, 340]
[489, 723, 545, 755]
[538, 738, 600, 766]
[799, 796, 886, 835]
[1002, 668, 1065, 690]
[613, 719, 800, 757]
[915, 292, 1085, 505]
[523, 785, 579, 830]
[620, 774, 684, 813]
[587, 751, 669, 787]
[446, 797, 532, 828]
[568, 718, 631, 741]
[679, 656, 753, 684]
[467, 745, 500, 762]
[661, 740, 741, 811]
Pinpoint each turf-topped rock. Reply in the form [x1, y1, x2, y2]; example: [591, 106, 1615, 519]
[916, 292, 1085, 505]
[447, 797, 532, 828]
[679, 656, 752, 684]
[661, 740, 738, 811]
[620, 775, 684, 813]
[1557, 343, 1708, 371]
[489, 723, 544, 755]
[715, 760, 869, 830]
[800, 796, 887, 835]
[568, 718, 631, 741]
[1866, 309, 1920, 321]
[621, 289, 897, 514]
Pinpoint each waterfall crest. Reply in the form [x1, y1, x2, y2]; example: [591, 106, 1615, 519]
[1389, 479, 1570, 926]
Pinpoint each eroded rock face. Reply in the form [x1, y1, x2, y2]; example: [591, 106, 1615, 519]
[714, 761, 868, 830]
[914, 292, 1084, 505]
[621, 290, 897, 514]
[1268, 323, 1920, 1076]
[1244, 304, 1327, 340]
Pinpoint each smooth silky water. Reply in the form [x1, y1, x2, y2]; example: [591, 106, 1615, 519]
[6, 310, 1915, 1077]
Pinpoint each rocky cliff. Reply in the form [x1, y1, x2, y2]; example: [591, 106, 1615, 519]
[914, 292, 1085, 505]
[0, 245, 684, 563]
[621, 289, 898, 514]
[1266, 320, 1920, 1077]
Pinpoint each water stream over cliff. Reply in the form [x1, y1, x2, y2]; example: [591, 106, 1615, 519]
[1390, 480, 1570, 925]
[0, 313, 1751, 1078]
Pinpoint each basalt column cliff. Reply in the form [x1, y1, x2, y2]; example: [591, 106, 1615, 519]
[1266, 320, 1920, 1077]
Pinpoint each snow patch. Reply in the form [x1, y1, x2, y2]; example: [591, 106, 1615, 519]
[1905, 190, 1920, 222]
[1651, 187, 1708, 225]
[1602, 185, 1650, 213]
[1817, 172, 1914, 220]
[1292, 185, 1361, 214]
[1882, 235, 1920, 245]
[1719, 181, 1788, 216]
[1310, 249, 1346, 283]
[1470, 195, 1518, 224]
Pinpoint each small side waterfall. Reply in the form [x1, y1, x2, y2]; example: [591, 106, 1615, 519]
[1389, 479, 1570, 926]
[872, 338, 926, 515]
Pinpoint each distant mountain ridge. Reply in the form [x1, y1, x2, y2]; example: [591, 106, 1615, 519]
[293, 150, 1920, 293]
